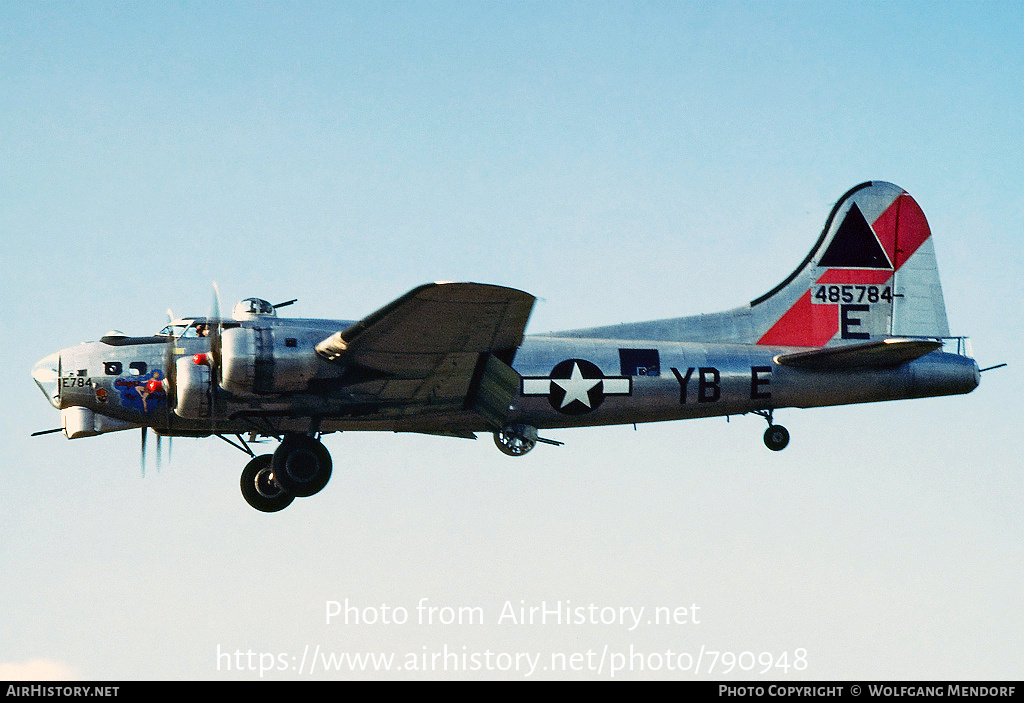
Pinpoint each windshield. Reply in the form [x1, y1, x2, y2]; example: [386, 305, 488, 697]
[156, 320, 204, 338]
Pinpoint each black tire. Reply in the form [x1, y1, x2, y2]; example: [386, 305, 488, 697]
[272, 434, 333, 497]
[763, 425, 790, 451]
[240, 454, 294, 513]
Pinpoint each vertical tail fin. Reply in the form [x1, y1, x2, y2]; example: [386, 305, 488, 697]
[754, 181, 949, 347]
[544, 181, 951, 347]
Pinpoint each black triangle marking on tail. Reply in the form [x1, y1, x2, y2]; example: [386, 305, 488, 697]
[818, 203, 893, 269]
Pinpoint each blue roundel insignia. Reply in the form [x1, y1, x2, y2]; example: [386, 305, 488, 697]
[521, 359, 631, 415]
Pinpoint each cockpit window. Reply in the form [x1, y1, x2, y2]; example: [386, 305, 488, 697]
[156, 320, 202, 338]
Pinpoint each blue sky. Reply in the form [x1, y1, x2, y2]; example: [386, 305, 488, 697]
[2, 1, 1021, 680]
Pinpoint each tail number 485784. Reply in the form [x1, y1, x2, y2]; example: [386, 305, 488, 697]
[812, 284, 892, 305]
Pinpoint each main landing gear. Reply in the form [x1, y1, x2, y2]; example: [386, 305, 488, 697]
[238, 432, 333, 512]
[755, 410, 790, 451]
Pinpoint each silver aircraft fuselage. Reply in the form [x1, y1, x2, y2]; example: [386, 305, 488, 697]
[31, 181, 987, 512]
[37, 317, 979, 439]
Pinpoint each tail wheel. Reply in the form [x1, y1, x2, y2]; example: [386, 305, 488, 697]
[240, 454, 294, 513]
[763, 425, 790, 451]
[272, 434, 333, 497]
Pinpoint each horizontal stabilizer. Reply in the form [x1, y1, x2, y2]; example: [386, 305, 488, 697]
[775, 338, 941, 370]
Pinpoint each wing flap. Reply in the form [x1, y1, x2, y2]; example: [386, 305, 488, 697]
[465, 353, 520, 428]
[374, 352, 479, 402]
[775, 338, 941, 370]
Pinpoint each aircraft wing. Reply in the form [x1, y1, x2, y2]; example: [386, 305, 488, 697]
[315, 282, 535, 426]
[774, 338, 942, 370]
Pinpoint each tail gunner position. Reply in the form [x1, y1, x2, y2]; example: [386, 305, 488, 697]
[33, 182, 983, 512]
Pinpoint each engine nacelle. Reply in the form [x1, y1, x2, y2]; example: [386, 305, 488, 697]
[175, 356, 212, 419]
[220, 326, 318, 395]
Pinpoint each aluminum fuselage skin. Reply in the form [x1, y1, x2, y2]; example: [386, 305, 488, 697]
[42, 316, 980, 439]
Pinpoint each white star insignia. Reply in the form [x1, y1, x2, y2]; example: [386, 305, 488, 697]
[551, 362, 601, 408]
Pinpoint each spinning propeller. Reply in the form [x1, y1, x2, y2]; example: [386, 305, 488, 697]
[141, 308, 178, 477]
[140, 427, 170, 477]
[208, 282, 224, 431]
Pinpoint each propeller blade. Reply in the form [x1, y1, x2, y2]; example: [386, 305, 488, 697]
[140, 427, 147, 478]
[210, 282, 223, 374]
[209, 282, 223, 433]
[164, 310, 176, 412]
[158, 310, 176, 469]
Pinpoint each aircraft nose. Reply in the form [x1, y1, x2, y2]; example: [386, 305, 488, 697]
[32, 352, 61, 408]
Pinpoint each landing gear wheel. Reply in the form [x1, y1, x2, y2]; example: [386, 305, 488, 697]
[493, 427, 536, 457]
[272, 434, 333, 497]
[763, 424, 790, 451]
[240, 454, 294, 513]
